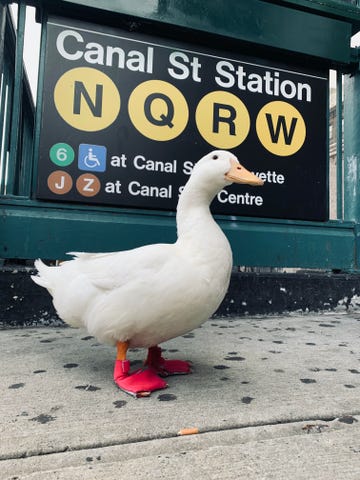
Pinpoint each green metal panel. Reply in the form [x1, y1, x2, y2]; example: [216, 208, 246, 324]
[226, 218, 356, 269]
[0, 203, 178, 260]
[0, 202, 356, 270]
[26, 0, 360, 27]
[269, 0, 360, 28]
[29, 0, 353, 64]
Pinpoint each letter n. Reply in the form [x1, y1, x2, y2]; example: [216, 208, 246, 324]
[73, 81, 103, 117]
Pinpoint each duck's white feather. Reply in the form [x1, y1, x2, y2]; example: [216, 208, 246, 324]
[31, 150, 255, 348]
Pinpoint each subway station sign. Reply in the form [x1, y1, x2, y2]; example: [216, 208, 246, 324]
[37, 16, 328, 220]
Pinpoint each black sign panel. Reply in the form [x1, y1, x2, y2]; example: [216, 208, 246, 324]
[37, 16, 328, 220]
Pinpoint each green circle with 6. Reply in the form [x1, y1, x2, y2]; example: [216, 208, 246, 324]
[50, 143, 75, 167]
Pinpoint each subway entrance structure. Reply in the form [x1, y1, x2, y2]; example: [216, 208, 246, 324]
[1, 0, 360, 272]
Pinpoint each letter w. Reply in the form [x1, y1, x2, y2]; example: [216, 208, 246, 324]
[73, 81, 103, 117]
[265, 113, 297, 145]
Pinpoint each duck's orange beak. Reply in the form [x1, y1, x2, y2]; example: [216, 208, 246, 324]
[225, 158, 264, 186]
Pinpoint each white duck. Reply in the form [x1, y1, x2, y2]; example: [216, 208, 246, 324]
[32, 150, 263, 397]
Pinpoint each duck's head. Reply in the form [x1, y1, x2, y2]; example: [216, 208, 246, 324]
[192, 150, 264, 191]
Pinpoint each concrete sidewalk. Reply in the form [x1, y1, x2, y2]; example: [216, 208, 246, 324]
[1, 312, 360, 479]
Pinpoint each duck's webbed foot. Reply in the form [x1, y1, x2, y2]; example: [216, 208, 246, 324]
[114, 341, 167, 398]
[145, 346, 192, 377]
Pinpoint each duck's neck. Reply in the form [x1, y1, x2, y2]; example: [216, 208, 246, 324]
[176, 172, 233, 290]
[176, 174, 223, 241]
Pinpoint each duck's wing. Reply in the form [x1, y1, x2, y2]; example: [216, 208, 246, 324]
[66, 243, 176, 291]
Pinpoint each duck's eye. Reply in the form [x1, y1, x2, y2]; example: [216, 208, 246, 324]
[212, 155, 218, 160]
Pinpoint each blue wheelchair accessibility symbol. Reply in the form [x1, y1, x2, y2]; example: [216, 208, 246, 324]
[78, 144, 107, 172]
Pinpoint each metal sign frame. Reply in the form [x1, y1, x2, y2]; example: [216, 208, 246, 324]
[1, 0, 360, 271]
[36, 15, 328, 221]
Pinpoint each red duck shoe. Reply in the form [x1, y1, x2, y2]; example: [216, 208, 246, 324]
[114, 360, 168, 398]
[145, 346, 192, 377]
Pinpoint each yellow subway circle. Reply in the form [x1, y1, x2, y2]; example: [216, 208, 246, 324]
[195, 91, 251, 149]
[53, 67, 306, 154]
[256, 101, 306, 156]
[54, 67, 121, 132]
[128, 80, 189, 141]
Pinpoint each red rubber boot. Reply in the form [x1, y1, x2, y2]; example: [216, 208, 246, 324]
[145, 346, 192, 377]
[114, 359, 167, 398]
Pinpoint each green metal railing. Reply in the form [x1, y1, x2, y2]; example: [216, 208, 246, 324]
[1, 0, 360, 270]
[0, 2, 34, 198]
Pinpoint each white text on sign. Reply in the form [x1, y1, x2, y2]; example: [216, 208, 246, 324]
[56, 29, 312, 102]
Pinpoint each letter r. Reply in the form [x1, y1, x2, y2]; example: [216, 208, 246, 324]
[213, 103, 236, 136]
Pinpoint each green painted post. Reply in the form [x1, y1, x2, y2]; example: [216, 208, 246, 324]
[344, 55, 360, 269]
[344, 62, 360, 223]
[31, 15, 47, 197]
[0, 3, 6, 81]
[0, 4, 10, 195]
[7, 0, 26, 195]
[336, 71, 343, 220]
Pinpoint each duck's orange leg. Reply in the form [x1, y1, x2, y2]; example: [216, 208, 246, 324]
[113, 341, 167, 398]
[145, 345, 192, 377]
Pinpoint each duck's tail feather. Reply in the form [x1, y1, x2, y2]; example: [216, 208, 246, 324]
[31, 259, 54, 293]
